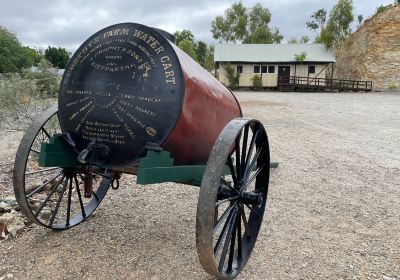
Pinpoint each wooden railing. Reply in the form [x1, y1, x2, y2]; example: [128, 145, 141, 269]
[279, 76, 373, 92]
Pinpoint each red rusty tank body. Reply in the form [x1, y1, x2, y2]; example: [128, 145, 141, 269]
[58, 23, 241, 166]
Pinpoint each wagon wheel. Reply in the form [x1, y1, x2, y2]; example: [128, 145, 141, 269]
[13, 105, 111, 230]
[196, 118, 270, 279]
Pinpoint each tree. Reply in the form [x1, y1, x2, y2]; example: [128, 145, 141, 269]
[178, 39, 198, 61]
[306, 9, 327, 34]
[44, 46, 70, 69]
[288, 37, 298, 44]
[204, 45, 215, 72]
[294, 52, 307, 62]
[300, 36, 310, 43]
[396, 0, 400, 5]
[318, 0, 354, 49]
[246, 27, 272, 43]
[22, 46, 44, 66]
[246, 3, 273, 43]
[248, 3, 271, 34]
[224, 64, 240, 88]
[357, 14, 364, 28]
[195, 41, 208, 67]
[211, 2, 247, 42]
[271, 27, 283, 43]
[0, 26, 33, 73]
[375, 5, 386, 14]
[211, 2, 282, 44]
[173, 29, 195, 45]
[294, 52, 307, 76]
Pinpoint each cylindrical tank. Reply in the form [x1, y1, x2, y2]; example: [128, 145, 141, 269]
[58, 22, 241, 166]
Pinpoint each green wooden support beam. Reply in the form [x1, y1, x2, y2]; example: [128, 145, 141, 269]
[136, 151, 279, 186]
[39, 136, 81, 168]
[136, 151, 207, 186]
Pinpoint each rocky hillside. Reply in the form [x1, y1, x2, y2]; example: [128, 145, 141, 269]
[335, 4, 400, 91]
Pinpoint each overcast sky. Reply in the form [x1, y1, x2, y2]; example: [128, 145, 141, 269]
[0, 0, 393, 51]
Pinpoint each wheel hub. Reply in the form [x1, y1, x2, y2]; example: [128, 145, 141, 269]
[239, 191, 263, 207]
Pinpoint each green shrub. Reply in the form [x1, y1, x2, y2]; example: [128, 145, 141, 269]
[388, 82, 400, 92]
[0, 73, 55, 130]
[251, 74, 262, 90]
[22, 58, 59, 97]
[375, 5, 386, 15]
[225, 64, 240, 88]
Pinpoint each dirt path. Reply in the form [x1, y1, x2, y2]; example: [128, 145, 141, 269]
[1, 91, 399, 279]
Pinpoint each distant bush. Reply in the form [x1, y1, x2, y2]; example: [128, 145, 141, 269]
[251, 74, 262, 90]
[388, 82, 400, 92]
[375, 5, 386, 15]
[0, 61, 57, 130]
[23, 58, 59, 97]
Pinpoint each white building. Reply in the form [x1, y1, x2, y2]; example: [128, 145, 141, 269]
[214, 43, 336, 88]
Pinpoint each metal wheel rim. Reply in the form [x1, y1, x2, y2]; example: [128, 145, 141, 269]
[13, 105, 111, 230]
[196, 118, 270, 279]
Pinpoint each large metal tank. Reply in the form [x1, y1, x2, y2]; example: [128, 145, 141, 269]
[58, 22, 241, 166]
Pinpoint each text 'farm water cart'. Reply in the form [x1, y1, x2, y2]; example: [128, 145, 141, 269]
[13, 23, 276, 279]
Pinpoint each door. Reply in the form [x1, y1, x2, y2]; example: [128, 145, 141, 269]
[278, 66, 291, 84]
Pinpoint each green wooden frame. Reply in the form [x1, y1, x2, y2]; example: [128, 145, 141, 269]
[39, 135, 278, 187]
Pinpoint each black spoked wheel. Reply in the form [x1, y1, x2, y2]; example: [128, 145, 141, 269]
[196, 118, 270, 279]
[13, 105, 111, 230]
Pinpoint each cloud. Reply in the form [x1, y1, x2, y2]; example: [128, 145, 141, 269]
[0, 0, 394, 50]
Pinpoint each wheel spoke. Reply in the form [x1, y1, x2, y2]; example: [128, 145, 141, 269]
[93, 192, 99, 201]
[25, 167, 60, 176]
[66, 177, 73, 227]
[235, 136, 241, 180]
[240, 125, 249, 179]
[237, 212, 242, 261]
[244, 166, 264, 190]
[34, 175, 65, 217]
[214, 205, 236, 255]
[214, 203, 236, 233]
[30, 148, 40, 154]
[74, 175, 86, 218]
[41, 127, 51, 139]
[241, 207, 250, 235]
[218, 209, 238, 273]
[243, 146, 263, 182]
[244, 202, 260, 217]
[216, 195, 239, 207]
[226, 157, 238, 186]
[227, 212, 239, 272]
[244, 130, 259, 172]
[26, 172, 63, 198]
[48, 177, 68, 227]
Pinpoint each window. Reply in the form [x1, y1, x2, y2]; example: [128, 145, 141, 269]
[236, 65, 243, 73]
[308, 65, 316, 74]
[268, 66, 275, 73]
[254, 66, 260, 73]
[261, 66, 268, 73]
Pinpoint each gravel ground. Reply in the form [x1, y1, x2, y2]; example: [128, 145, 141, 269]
[0, 91, 399, 280]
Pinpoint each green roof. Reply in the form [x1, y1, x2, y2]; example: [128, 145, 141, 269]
[214, 43, 335, 63]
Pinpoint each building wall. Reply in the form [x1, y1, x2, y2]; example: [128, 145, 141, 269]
[218, 63, 330, 87]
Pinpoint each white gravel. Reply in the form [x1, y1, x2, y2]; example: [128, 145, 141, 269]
[0, 91, 399, 279]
